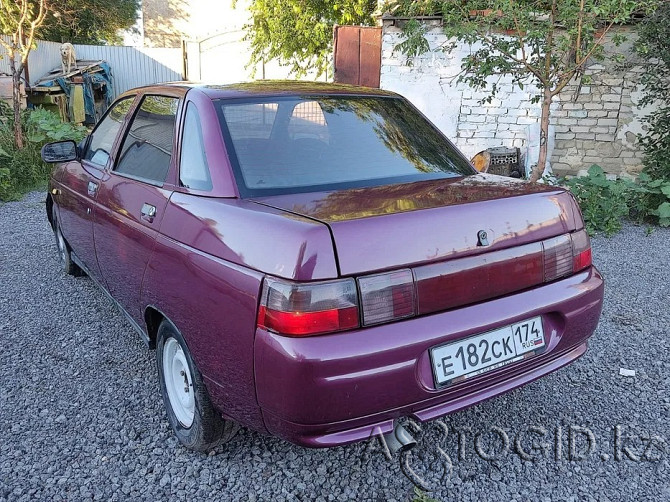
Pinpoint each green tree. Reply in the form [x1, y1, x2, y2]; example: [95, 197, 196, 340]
[390, 0, 658, 181]
[0, 0, 48, 149]
[238, 0, 377, 78]
[39, 0, 139, 45]
[636, 1, 670, 182]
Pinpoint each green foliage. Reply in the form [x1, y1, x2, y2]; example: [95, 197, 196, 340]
[239, 0, 377, 78]
[563, 165, 631, 236]
[636, 2, 670, 182]
[394, 19, 430, 65]
[390, 0, 651, 95]
[388, 0, 659, 181]
[37, 0, 140, 45]
[0, 108, 88, 201]
[563, 165, 670, 236]
[629, 173, 670, 227]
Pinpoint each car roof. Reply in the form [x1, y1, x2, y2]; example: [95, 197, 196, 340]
[124, 80, 401, 100]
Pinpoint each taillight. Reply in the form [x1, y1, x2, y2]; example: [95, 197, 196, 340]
[357, 269, 415, 326]
[257, 278, 359, 336]
[571, 229, 592, 273]
[543, 230, 591, 282]
[543, 234, 573, 282]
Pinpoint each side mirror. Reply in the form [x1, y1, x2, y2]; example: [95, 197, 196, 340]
[41, 140, 78, 163]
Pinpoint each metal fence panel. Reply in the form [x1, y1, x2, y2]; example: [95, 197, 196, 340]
[0, 36, 183, 98]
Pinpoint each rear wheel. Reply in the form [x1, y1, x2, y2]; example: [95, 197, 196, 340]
[156, 321, 239, 451]
[51, 206, 82, 276]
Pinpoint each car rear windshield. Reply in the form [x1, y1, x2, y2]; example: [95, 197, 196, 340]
[216, 96, 474, 197]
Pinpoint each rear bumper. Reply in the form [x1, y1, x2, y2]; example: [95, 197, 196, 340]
[254, 267, 604, 447]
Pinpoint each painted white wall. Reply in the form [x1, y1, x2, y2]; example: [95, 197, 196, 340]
[380, 23, 650, 177]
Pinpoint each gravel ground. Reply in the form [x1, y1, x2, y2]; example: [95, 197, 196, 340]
[1, 191, 669, 502]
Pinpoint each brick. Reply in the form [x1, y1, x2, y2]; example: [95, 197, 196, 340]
[486, 108, 508, 115]
[579, 118, 598, 126]
[582, 156, 604, 164]
[592, 127, 610, 134]
[458, 130, 474, 138]
[474, 131, 495, 138]
[460, 107, 472, 115]
[458, 122, 478, 130]
[596, 134, 615, 141]
[597, 118, 618, 126]
[517, 116, 538, 125]
[554, 125, 570, 133]
[570, 126, 592, 133]
[584, 103, 604, 110]
[507, 123, 529, 132]
[588, 110, 608, 118]
[603, 102, 620, 110]
[607, 111, 619, 118]
[557, 117, 579, 126]
[479, 122, 498, 132]
[556, 132, 576, 140]
[469, 115, 486, 123]
[575, 133, 596, 140]
[602, 94, 621, 102]
[494, 130, 516, 139]
[602, 77, 623, 86]
[568, 110, 588, 118]
[562, 103, 583, 110]
[498, 115, 518, 124]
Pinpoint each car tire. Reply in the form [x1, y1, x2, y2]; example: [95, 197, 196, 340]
[156, 320, 239, 452]
[52, 205, 83, 276]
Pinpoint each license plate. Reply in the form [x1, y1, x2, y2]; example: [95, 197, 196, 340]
[430, 317, 545, 386]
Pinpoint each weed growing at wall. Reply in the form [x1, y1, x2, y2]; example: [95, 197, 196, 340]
[0, 106, 87, 201]
[564, 165, 670, 236]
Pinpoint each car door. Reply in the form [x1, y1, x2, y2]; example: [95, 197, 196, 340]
[94, 94, 181, 327]
[55, 96, 136, 284]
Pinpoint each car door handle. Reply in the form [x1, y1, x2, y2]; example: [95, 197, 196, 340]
[87, 181, 98, 196]
[141, 203, 157, 223]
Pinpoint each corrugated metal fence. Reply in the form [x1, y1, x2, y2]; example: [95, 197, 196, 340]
[0, 37, 183, 98]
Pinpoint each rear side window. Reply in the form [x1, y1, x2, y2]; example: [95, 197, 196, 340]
[115, 95, 179, 184]
[179, 104, 212, 191]
[84, 97, 134, 167]
[218, 96, 474, 197]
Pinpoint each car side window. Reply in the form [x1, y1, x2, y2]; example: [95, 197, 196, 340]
[83, 97, 134, 167]
[179, 104, 213, 191]
[114, 95, 179, 184]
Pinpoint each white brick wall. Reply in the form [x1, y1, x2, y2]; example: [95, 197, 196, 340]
[380, 23, 651, 177]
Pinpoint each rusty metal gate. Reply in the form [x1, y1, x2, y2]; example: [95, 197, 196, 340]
[333, 26, 381, 88]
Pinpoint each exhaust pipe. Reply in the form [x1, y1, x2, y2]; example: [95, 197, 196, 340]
[383, 422, 417, 455]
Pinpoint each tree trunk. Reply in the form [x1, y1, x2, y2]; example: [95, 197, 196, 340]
[530, 88, 552, 182]
[8, 55, 24, 150]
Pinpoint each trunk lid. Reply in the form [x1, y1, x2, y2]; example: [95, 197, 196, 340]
[251, 174, 581, 276]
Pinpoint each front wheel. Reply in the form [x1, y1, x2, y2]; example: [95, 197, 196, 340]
[156, 321, 239, 451]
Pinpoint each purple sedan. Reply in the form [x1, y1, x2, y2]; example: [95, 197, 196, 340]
[42, 81, 603, 452]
